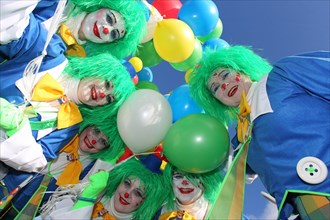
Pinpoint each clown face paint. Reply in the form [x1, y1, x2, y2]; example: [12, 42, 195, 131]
[79, 8, 126, 43]
[113, 177, 145, 213]
[172, 172, 203, 205]
[79, 126, 109, 153]
[208, 68, 252, 107]
[77, 78, 115, 106]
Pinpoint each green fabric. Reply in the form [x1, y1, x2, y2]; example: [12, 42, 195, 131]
[293, 195, 330, 220]
[14, 175, 52, 220]
[207, 139, 249, 219]
[73, 171, 110, 210]
[0, 98, 25, 136]
[278, 189, 330, 219]
[30, 118, 57, 131]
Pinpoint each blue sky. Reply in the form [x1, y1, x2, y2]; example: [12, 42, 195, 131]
[146, 0, 329, 218]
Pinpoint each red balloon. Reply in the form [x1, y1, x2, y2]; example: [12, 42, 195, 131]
[152, 0, 182, 19]
[132, 74, 139, 85]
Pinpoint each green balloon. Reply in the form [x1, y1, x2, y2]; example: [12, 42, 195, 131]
[163, 113, 230, 173]
[170, 40, 203, 72]
[135, 40, 162, 67]
[135, 81, 160, 92]
[198, 19, 223, 43]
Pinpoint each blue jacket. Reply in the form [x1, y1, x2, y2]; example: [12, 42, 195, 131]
[0, 0, 66, 104]
[236, 51, 330, 218]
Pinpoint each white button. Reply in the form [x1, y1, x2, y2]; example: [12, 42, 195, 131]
[296, 156, 328, 184]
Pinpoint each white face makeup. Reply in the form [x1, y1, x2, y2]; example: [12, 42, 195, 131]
[172, 172, 203, 205]
[208, 68, 252, 107]
[78, 126, 109, 153]
[77, 78, 115, 106]
[114, 177, 145, 214]
[79, 8, 126, 43]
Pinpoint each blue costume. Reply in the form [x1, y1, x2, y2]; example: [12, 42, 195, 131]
[0, 0, 66, 104]
[0, 1, 81, 215]
[0, 0, 80, 164]
[233, 51, 330, 218]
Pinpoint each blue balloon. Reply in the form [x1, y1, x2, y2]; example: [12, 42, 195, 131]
[203, 38, 229, 51]
[137, 67, 153, 82]
[178, 0, 219, 36]
[168, 84, 204, 122]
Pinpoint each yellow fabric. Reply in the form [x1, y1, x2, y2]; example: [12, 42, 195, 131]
[59, 24, 86, 57]
[207, 91, 252, 219]
[31, 73, 82, 129]
[159, 210, 196, 220]
[92, 202, 116, 220]
[56, 134, 82, 186]
[236, 91, 251, 143]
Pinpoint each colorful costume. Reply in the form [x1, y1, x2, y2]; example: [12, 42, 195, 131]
[0, 53, 135, 218]
[189, 46, 330, 218]
[40, 156, 171, 220]
[0, 0, 67, 104]
[60, 0, 147, 59]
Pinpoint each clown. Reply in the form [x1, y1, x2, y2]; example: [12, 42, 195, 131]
[60, 0, 147, 59]
[0, 53, 134, 172]
[40, 156, 171, 220]
[154, 163, 223, 220]
[1, 120, 126, 219]
[189, 46, 330, 219]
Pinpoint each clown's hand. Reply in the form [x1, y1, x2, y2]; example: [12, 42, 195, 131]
[0, 98, 26, 136]
[73, 171, 109, 210]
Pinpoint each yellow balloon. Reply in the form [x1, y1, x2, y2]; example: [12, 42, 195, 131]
[185, 69, 193, 83]
[129, 57, 143, 72]
[154, 19, 195, 63]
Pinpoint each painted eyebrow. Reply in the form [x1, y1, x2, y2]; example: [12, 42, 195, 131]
[110, 12, 117, 24]
[212, 69, 227, 77]
[219, 69, 229, 77]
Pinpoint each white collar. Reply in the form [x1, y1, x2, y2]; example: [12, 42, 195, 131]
[246, 74, 273, 122]
[164, 196, 209, 220]
[64, 3, 87, 45]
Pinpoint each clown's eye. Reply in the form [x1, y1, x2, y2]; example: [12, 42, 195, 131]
[110, 29, 120, 40]
[210, 83, 220, 95]
[135, 189, 144, 198]
[99, 138, 109, 147]
[93, 127, 101, 135]
[222, 72, 229, 80]
[106, 13, 115, 26]
[106, 94, 114, 103]
[105, 80, 112, 90]
[173, 173, 184, 180]
[124, 179, 131, 188]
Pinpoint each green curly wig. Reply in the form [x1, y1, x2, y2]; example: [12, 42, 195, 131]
[163, 163, 224, 210]
[78, 118, 124, 163]
[105, 157, 171, 220]
[68, 0, 147, 59]
[64, 52, 135, 123]
[63, 53, 135, 161]
[189, 46, 272, 125]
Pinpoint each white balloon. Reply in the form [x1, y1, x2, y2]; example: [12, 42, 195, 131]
[117, 89, 172, 153]
[140, 1, 163, 44]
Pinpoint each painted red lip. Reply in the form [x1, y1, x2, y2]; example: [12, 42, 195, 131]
[119, 195, 129, 205]
[84, 136, 94, 149]
[91, 86, 97, 100]
[178, 187, 194, 194]
[93, 22, 101, 39]
[228, 85, 238, 97]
